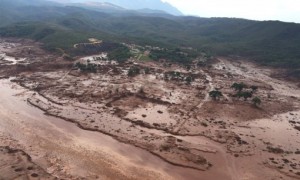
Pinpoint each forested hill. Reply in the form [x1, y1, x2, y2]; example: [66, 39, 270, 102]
[0, 0, 300, 69]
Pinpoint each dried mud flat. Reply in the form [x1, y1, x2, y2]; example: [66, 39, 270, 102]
[0, 38, 300, 180]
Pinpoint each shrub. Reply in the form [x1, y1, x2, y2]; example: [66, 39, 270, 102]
[236, 91, 253, 100]
[128, 66, 140, 77]
[209, 90, 223, 100]
[250, 85, 258, 92]
[185, 76, 193, 84]
[231, 82, 247, 92]
[252, 97, 262, 107]
[75, 62, 96, 73]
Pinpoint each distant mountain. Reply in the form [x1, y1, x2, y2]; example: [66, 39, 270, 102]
[0, 0, 59, 7]
[55, 0, 183, 15]
[68, 2, 125, 13]
[68, 3, 174, 16]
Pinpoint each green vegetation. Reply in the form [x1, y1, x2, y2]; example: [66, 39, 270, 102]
[250, 85, 258, 93]
[107, 45, 131, 63]
[252, 97, 262, 107]
[164, 71, 183, 81]
[128, 66, 140, 77]
[75, 62, 97, 73]
[231, 82, 247, 92]
[0, 2, 300, 69]
[209, 90, 223, 100]
[144, 67, 151, 74]
[209, 83, 262, 106]
[150, 48, 197, 64]
[231, 82, 262, 106]
[139, 54, 152, 61]
[236, 91, 253, 101]
[185, 76, 193, 85]
[285, 69, 300, 79]
[232, 82, 253, 100]
[0, 22, 95, 53]
[162, 71, 194, 85]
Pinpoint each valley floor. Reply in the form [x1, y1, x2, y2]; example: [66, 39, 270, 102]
[0, 38, 300, 179]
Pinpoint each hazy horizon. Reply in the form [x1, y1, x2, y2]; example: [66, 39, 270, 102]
[162, 0, 300, 23]
[53, 0, 300, 23]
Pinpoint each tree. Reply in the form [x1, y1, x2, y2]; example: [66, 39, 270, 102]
[128, 66, 140, 77]
[75, 62, 96, 73]
[209, 90, 223, 100]
[231, 82, 247, 92]
[250, 85, 258, 93]
[236, 91, 253, 101]
[144, 67, 150, 74]
[185, 76, 193, 84]
[185, 65, 191, 71]
[138, 86, 145, 94]
[252, 97, 261, 107]
[172, 71, 181, 78]
[108, 46, 131, 63]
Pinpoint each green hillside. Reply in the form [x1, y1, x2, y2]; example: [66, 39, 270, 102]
[0, 1, 300, 68]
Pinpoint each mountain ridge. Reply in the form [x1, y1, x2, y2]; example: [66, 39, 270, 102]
[52, 0, 183, 15]
[0, 0, 299, 69]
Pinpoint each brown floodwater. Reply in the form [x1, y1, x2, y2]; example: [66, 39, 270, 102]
[0, 79, 233, 179]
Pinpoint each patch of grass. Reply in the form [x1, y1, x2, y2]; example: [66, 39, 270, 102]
[139, 54, 152, 61]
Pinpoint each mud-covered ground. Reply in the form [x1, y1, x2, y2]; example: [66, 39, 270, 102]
[0, 38, 300, 180]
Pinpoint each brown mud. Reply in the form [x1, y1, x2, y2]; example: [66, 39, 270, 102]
[0, 38, 300, 179]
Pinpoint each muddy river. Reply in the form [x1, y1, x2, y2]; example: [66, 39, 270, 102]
[0, 79, 217, 179]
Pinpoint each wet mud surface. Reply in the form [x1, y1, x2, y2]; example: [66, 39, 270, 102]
[0, 38, 300, 179]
